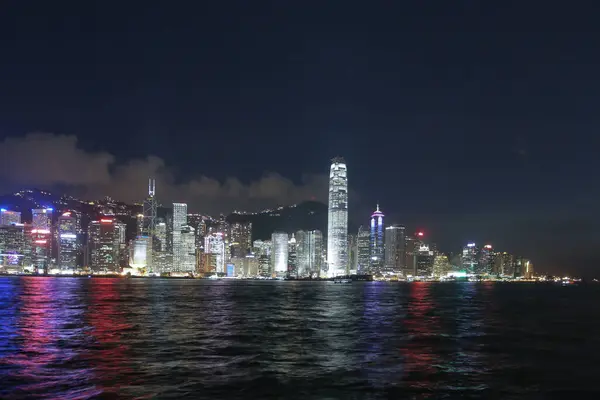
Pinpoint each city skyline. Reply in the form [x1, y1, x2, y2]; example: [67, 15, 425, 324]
[0, 2, 599, 275]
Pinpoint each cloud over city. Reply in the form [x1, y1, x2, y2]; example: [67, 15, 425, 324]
[0, 133, 328, 213]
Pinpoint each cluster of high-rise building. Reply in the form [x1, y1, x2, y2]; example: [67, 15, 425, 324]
[0, 159, 534, 279]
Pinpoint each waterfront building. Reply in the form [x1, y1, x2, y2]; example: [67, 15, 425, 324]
[415, 243, 435, 277]
[172, 203, 187, 270]
[403, 236, 417, 277]
[272, 231, 289, 276]
[384, 224, 405, 273]
[296, 229, 323, 277]
[0, 224, 28, 272]
[205, 232, 225, 273]
[369, 204, 385, 273]
[432, 254, 451, 277]
[230, 222, 252, 258]
[462, 243, 478, 274]
[327, 157, 348, 277]
[154, 221, 167, 252]
[357, 225, 370, 272]
[179, 225, 196, 273]
[477, 244, 494, 275]
[57, 211, 78, 272]
[129, 236, 152, 272]
[497, 252, 515, 277]
[253, 239, 272, 277]
[88, 218, 121, 273]
[30, 226, 51, 274]
[347, 233, 357, 274]
[288, 233, 297, 277]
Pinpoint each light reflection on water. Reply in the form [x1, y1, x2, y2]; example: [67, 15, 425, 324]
[0, 277, 600, 399]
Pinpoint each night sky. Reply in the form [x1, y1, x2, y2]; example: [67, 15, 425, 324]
[0, 1, 599, 276]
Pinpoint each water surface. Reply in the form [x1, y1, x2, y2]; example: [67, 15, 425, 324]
[1, 277, 599, 399]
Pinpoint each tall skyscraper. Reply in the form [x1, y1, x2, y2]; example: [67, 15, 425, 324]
[205, 232, 225, 273]
[462, 243, 478, 274]
[356, 225, 370, 272]
[57, 212, 78, 272]
[272, 231, 289, 276]
[327, 157, 348, 277]
[384, 224, 405, 273]
[432, 254, 451, 277]
[172, 203, 187, 269]
[32, 208, 53, 230]
[253, 239, 272, 277]
[287, 234, 297, 277]
[415, 243, 434, 277]
[142, 179, 157, 237]
[477, 244, 494, 275]
[0, 209, 21, 226]
[369, 204, 384, 272]
[347, 233, 357, 274]
[179, 225, 196, 273]
[230, 222, 252, 258]
[0, 223, 27, 272]
[88, 218, 121, 273]
[296, 229, 323, 277]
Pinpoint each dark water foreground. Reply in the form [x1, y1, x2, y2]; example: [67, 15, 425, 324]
[1, 278, 599, 399]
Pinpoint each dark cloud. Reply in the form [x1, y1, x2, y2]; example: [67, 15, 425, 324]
[0, 133, 328, 214]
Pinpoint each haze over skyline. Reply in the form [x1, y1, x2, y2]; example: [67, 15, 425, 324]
[1, 1, 599, 275]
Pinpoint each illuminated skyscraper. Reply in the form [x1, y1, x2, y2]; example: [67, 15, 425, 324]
[205, 232, 225, 273]
[477, 244, 494, 275]
[88, 219, 121, 273]
[142, 179, 157, 237]
[179, 225, 196, 273]
[432, 254, 451, 277]
[272, 231, 289, 276]
[369, 204, 384, 272]
[415, 243, 434, 277]
[327, 157, 348, 277]
[296, 229, 323, 277]
[462, 243, 478, 274]
[384, 224, 405, 273]
[356, 225, 370, 272]
[288, 234, 297, 277]
[230, 222, 252, 258]
[57, 212, 78, 272]
[253, 239, 272, 277]
[0, 223, 27, 272]
[32, 208, 53, 230]
[154, 221, 167, 252]
[0, 209, 21, 226]
[347, 233, 357, 274]
[172, 203, 187, 269]
[129, 237, 151, 271]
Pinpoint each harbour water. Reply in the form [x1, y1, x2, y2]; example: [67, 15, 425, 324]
[1, 277, 599, 399]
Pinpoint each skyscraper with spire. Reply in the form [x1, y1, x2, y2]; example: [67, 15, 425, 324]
[369, 204, 385, 273]
[142, 178, 158, 273]
[327, 157, 348, 277]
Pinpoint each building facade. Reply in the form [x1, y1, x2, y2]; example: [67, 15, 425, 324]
[384, 224, 405, 273]
[296, 229, 323, 277]
[272, 231, 289, 276]
[369, 204, 385, 273]
[57, 212, 78, 272]
[356, 225, 370, 272]
[88, 219, 121, 273]
[172, 203, 188, 270]
[327, 157, 348, 277]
